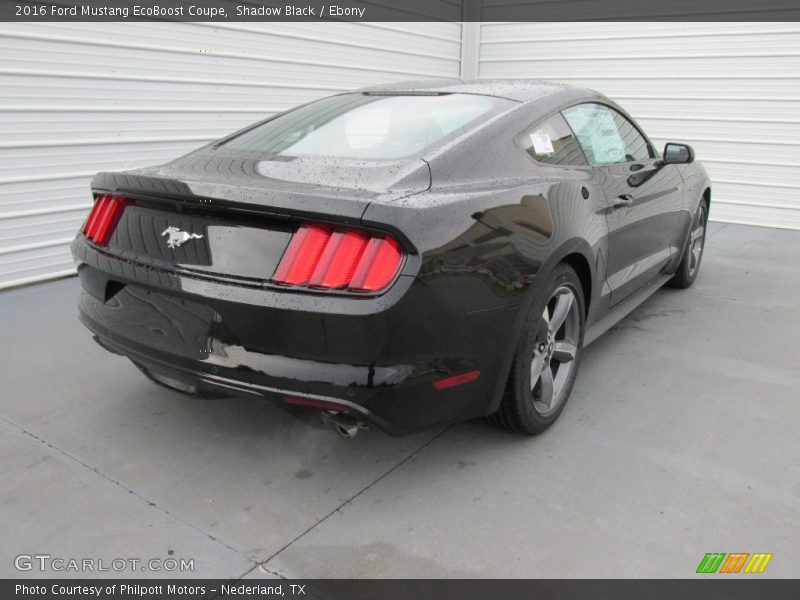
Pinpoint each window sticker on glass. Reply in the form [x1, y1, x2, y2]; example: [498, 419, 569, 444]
[530, 132, 554, 155]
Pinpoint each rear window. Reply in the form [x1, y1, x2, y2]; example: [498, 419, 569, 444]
[222, 93, 513, 160]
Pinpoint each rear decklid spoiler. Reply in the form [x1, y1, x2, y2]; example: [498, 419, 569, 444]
[92, 149, 430, 218]
[85, 151, 428, 285]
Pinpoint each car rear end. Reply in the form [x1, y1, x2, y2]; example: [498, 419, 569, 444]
[72, 91, 523, 434]
[74, 176, 519, 434]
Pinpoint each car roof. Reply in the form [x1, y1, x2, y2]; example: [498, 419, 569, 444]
[355, 78, 597, 104]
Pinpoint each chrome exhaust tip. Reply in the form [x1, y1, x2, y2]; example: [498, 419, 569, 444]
[320, 411, 365, 439]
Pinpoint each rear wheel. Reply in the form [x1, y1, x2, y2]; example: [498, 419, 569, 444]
[669, 201, 707, 289]
[488, 263, 584, 435]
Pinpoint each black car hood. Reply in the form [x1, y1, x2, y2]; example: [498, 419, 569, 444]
[91, 148, 431, 221]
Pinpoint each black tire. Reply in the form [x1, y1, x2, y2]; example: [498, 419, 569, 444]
[488, 263, 585, 435]
[669, 201, 708, 289]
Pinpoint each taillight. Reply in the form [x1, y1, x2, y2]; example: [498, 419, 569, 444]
[82, 194, 128, 246]
[273, 224, 404, 293]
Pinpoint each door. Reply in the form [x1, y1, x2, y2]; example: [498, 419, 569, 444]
[563, 103, 684, 305]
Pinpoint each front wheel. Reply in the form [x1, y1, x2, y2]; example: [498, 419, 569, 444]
[488, 263, 584, 435]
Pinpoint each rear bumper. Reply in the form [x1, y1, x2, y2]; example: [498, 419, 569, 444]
[73, 238, 521, 434]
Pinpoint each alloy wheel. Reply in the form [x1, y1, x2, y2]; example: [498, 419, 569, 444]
[531, 285, 580, 415]
[688, 205, 706, 278]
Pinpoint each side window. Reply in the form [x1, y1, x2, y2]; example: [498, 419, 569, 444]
[562, 104, 651, 165]
[521, 113, 587, 166]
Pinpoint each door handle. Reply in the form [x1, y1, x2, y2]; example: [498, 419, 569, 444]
[613, 194, 634, 208]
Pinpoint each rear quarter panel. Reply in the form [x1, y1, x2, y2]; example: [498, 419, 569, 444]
[364, 91, 611, 322]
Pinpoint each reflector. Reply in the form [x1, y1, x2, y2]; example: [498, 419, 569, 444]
[432, 370, 481, 390]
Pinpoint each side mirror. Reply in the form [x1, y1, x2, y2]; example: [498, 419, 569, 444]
[662, 142, 695, 164]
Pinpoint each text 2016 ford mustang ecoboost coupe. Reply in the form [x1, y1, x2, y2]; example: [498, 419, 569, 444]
[72, 80, 710, 437]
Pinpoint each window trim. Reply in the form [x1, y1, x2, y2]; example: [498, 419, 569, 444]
[559, 101, 657, 167]
[515, 110, 592, 170]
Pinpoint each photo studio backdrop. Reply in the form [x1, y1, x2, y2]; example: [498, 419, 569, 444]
[0, 21, 798, 289]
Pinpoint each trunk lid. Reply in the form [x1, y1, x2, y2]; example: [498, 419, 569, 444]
[89, 149, 428, 284]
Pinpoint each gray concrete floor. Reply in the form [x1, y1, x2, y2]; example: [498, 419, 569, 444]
[1, 223, 798, 579]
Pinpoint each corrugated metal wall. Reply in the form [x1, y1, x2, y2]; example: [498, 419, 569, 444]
[0, 21, 462, 289]
[478, 22, 800, 230]
[3, 21, 798, 288]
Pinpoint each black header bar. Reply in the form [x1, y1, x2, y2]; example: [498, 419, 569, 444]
[4, 579, 800, 600]
[3, 0, 800, 22]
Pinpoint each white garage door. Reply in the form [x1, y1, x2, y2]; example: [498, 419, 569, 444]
[478, 22, 800, 230]
[0, 21, 462, 289]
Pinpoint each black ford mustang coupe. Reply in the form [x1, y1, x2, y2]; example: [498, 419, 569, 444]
[72, 80, 710, 437]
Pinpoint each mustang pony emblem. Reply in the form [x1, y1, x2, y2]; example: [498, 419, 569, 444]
[161, 226, 203, 249]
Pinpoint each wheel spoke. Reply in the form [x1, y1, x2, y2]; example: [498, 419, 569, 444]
[691, 225, 704, 242]
[538, 366, 555, 409]
[530, 353, 545, 389]
[540, 307, 550, 335]
[549, 291, 574, 334]
[530, 284, 580, 415]
[552, 340, 577, 363]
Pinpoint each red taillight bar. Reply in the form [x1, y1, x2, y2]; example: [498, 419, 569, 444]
[273, 224, 404, 293]
[82, 194, 128, 246]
